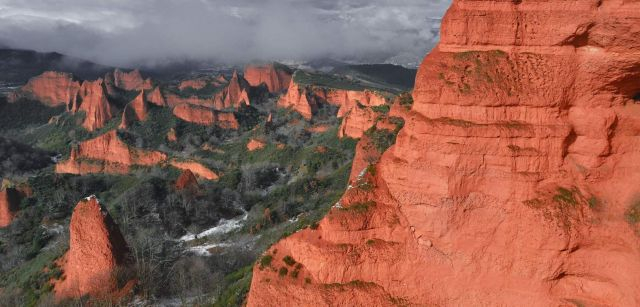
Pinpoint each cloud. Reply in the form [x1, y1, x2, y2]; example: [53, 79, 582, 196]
[0, 0, 451, 67]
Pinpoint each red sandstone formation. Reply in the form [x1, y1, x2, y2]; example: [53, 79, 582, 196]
[179, 79, 207, 91]
[278, 79, 388, 121]
[167, 128, 178, 142]
[9, 71, 80, 108]
[338, 105, 377, 139]
[120, 91, 148, 129]
[56, 130, 167, 175]
[170, 160, 219, 181]
[247, 139, 267, 151]
[175, 169, 199, 191]
[221, 71, 251, 109]
[70, 79, 113, 131]
[323, 89, 387, 118]
[248, 1, 640, 306]
[173, 104, 239, 129]
[108, 69, 152, 92]
[277, 81, 316, 120]
[54, 196, 133, 301]
[0, 188, 21, 228]
[306, 124, 330, 134]
[145, 86, 166, 107]
[244, 63, 292, 93]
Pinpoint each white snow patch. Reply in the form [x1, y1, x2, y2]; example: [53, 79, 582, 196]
[179, 213, 248, 242]
[186, 242, 232, 256]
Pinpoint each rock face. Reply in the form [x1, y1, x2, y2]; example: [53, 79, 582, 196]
[56, 130, 167, 175]
[222, 71, 251, 108]
[338, 105, 377, 139]
[108, 69, 152, 92]
[0, 188, 21, 228]
[277, 81, 316, 120]
[120, 91, 148, 129]
[244, 63, 292, 93]
[278, 79, 388, 121]
[8, 71, 80, 107]
[55, 196, 133, 301]
[173, 104, 239, 129]
[247, 139, 267, 151]
[71, 79, 114, 131]
[175, 169, 199, 191]
[247, 1, 640, 306]
[145, 86, 166, 107]
[170, 160, 219, 181]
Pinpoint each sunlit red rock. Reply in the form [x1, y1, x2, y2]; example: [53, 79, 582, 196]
[56, 130, 167, 175]
[0, 187, 21, 228]
[221, 71, 251, 109]
[179, 79, 207, 91]
[8, 71, 80, 108]
[244, 63, 292, 93]
[323, 90, 387, 117]
[338, 105, 377, 139]
[70, 79, 114, 131]
[145, 86, 166, 107]
[167, 128, 178, 142]
[54, 196, 133, 301]
[175, 169, 199, 191]
[119, 91, 148, 129]
[247, 139, 266, 151]
[170, 160, 219, 181]
[109, 69, 152, 92]
[248, 1, 640, 306]
[277, 81, 316, 120]
[172, 104, 239, 129]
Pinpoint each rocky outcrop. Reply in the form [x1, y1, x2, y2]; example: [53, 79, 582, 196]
[56, 130, 167, 175]
[244, 63, 292, 93]
[277, 81, 316, 120]
[278, 79, 388, 121]
[54, 196, 133, 301]
[8, 71, 80, 108]
[71, 79, 114, 131]
[0, 188, 21, 228]
[119, 91, 148, 129]
[247, 139, 266, 151]
[172, 104, 239, 129]
[248, 1, 640, 306]
[179, 79, 207, 91]
[338, 105, 377, 139]
[107, 69, 152, 92]
[322, 89, 387, 118]
[222, 71, 251, 108]
[145, 86, 166, 107]
[170, 160, 219, 181]
[175, 169, 199, 191]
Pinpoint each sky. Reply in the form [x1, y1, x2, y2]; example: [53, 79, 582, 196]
[0, 0, 451, 68]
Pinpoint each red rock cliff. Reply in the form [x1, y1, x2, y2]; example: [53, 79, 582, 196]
[120, 91, 148, 129]
[8, 71, 80, 108]
[56, 130, 167, 175]
[173, 104, 239, 129]
[244, 63, 292, 93]
[247, 1, 640, 306]
[71, 79, 114, 131]
[277, 81, 316, 120]
[54, 196, 133, 301]
[0, 188, 21, 228]
[109, 69, 152, 92]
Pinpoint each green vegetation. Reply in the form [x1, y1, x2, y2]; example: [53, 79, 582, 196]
[341, 201, 376, 214]
[293, 70, 365, 91]
[282, 255, 296, 266]
[553, 187, 578, 207]
[278, 267, 288, 277]
[259, 255, 273, 269]
[372, 104, 390, 114]
[625, 201, 640, 225]
[365, 126, 398, 152]
[213, 266, 253, 307]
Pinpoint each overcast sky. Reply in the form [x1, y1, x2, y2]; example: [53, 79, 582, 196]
[0, 0, 451, 67]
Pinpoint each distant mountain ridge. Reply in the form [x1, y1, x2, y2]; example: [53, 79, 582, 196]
[0, 48, 112, 84]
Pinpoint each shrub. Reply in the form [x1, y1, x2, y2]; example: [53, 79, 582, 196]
[625, 201, 640, 224]
[282, 255, 296, 266]
[278, 267, 288, 277]
[372, 105, 390, 114]
[553, 187, 577, 206]
[259, 255, 273, 269]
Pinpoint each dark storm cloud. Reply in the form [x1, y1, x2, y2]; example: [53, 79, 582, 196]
[0, 0, 451, 67]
